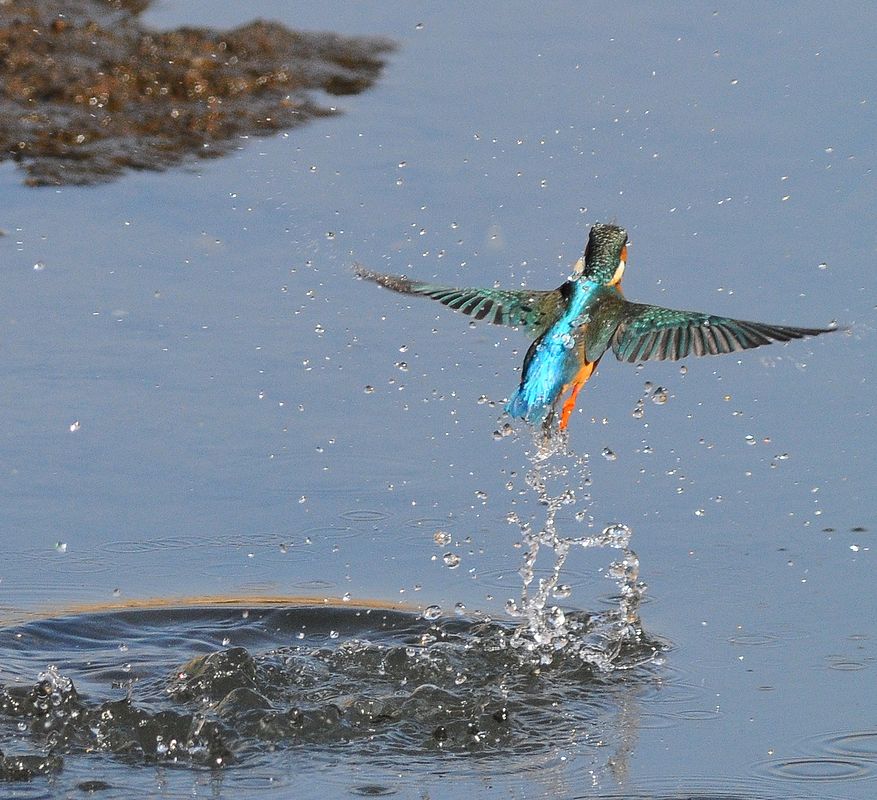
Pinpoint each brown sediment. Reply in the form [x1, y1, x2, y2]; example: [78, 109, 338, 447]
[0, 0, 394, 185]
[0, 594, 419, 626]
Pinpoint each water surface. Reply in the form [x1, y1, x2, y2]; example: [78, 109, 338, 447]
[0, 2, 874, 798]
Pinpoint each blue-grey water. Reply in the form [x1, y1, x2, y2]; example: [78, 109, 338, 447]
[1, 2, 874, 798]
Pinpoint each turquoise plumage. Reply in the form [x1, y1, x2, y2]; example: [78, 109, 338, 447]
[355, 223, 835, 429]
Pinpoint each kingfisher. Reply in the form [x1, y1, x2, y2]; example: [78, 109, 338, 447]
[355, 223, 835, 430]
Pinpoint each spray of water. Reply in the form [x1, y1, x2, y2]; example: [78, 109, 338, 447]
[502, 425, 647, 670]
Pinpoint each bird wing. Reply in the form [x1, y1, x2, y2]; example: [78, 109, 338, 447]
[354, 264, 565, 334]
[610, 301, 835, 363]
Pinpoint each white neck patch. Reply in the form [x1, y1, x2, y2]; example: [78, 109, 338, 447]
[610, 259, 626, 285]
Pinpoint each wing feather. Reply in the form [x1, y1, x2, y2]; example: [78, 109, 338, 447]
[354, 264, 564, 334]
[612, 301, 835, 363]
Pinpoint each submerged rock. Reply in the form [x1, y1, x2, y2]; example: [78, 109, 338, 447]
[0, 0, 394, 185]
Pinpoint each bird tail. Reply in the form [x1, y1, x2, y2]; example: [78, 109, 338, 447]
[505, 387, 550, 424]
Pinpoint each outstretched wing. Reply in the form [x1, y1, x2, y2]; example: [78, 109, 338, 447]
[611, 301, 835, 363]
[354, 264, 565, 334]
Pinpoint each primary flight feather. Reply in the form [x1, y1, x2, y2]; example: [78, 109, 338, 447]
[355, 223, 834, 429]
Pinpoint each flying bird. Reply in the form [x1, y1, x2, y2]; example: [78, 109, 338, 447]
[355, 223, 835, 430]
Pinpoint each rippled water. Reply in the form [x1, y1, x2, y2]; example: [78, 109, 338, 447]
[2, 600, 871, 798]
[0, 602, 663, 798]
[0, 426, 672, 796]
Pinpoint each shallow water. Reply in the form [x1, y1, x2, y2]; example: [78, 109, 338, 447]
[1, 1, 875, 798]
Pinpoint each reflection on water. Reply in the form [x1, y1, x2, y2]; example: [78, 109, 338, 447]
[0, 0, 393, 185]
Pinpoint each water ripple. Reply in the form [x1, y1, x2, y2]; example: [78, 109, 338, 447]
[340, 509, 391, 523]
[821, 730, 877, 759]
[0, 601, 663, 791]
[754, 755, 872, 782]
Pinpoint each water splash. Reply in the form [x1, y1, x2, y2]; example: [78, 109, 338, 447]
[502, 425, 648, 671]
[0, 604, 662, 791]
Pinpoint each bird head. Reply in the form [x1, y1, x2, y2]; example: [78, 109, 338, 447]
[579, 223, 628, 286]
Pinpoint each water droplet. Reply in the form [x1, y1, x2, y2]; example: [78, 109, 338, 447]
[442, 552, 461, 569]
[298, 495, 307, 504]
[744, 434, 756, 446]
[475, 490, 488, 501]
[553, 584, 572, 599]
[363, 385, 375, 394]
[493, 423, 514, 439]
[414, 22, 424, 30]
[547, 606, 566, 628]
[631, 398, 644, 419]
[422, 605, 442, 621]
[32, 261, 45, 271]
[54, 541, 68, 553]
[600, 523, 632, 548]
[651, 386, 668, 404]
[695, 508, 706, 517]
[601, 447, 617, 461]
[433, 530, 452, 546]
[69, 420, 81, 432]
[342, 592, 351, 602]
[818, 262, 828, 270]
[394, 361, 408, 372]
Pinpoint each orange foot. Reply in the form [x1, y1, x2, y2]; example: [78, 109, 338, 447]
[559, 360, 598, 430]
